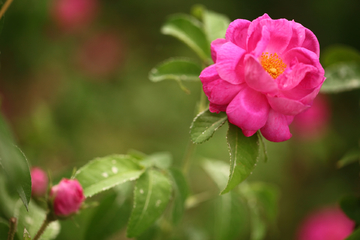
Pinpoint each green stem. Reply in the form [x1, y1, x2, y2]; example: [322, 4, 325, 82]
[33, 216, 51, 240]
[7, 217, 17, 240]
[0, 0, 14, 20]
[181, 141, 195, 175]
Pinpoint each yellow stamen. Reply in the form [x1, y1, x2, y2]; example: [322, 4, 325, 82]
[260, 52, 286, 79]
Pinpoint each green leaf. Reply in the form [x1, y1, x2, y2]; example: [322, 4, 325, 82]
[202, 159, 248, 240]
[346, 227, 360, 240]
[201, 158, 230, 189]
[239, 182, 280, 240]
[190, 109, 227, 144]
[340, 195, 360, 225]
[202, 9, 230, 43]
[321, 62, 360, 93]
[337, 149, 360, 168]
[127, 169, 172, 238]
[168, 167, 189, 224]
[15, 200, 60, 240]
[161, 14, 211, 62]
[85, 193, 132, 240]
[213, 192, 247, 240]
[0, 114, 31, 210]
[0, 217, 9, 239]
[321, 45, 360, 67]
[138, 152, 173, 169]
[149, 58, 202, 82]
[74, 155, 144, 198]
[248, 182, 280, 224]
[220, 124, 260, 195]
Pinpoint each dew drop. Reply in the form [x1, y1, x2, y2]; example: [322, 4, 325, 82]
[112, 167, 118, 174]
[102, 172, 109, 178]
[140, 189, 144, 194]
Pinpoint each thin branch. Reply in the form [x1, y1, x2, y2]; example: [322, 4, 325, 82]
[0, 0, 14, 20]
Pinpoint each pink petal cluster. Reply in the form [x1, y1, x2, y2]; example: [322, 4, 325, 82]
[31, 167, 48, 197]
[51, 0, 98, 32]
[292, 94, 331, 139]
[200, 14, 325, 142]
[50, 179, 85, 217]
[297, 206, 354, 240]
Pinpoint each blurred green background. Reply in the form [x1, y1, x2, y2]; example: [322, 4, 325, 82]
[1, 0, 360, 239]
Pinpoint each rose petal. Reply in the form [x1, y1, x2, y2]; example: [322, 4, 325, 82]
[260, 110, 292, 142]
[209, 102, 227, 113]
[211, 38, 227, 62]
[226, 87, 270, 131]
[200, 64, 220, 84]
[206, 80, 245, 105]
[267, 95, 310, 115]
[225, 19, 251, 49]
[216, 41, 246, 84]
[283, 47, 320, 66]
[247, 24, 270, 57]
[244, 54, 278, 94]
[284, 21, 306, 52]
[242, 129, 258, 137]
[302, 28, 320, 57]
[276, 63, 318, 91]
[260, 18, 293, 54]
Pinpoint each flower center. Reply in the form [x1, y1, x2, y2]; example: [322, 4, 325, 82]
[260, 52, 286, 79]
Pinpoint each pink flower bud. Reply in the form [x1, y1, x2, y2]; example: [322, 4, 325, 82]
[292, 94, 331, 139]
[50, 179, 85, 217]
[51, 0, 98, 32]
[297, 206, 354, 240]
[31, 167, 48, 197]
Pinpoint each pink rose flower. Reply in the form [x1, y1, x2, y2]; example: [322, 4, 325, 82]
[292, 94, 331, 139]
[31, 167, 48, 197]
[50, 179, 85, 217]
[200, 14, 325, 142]
[51, 0, 98, 32]
[297, 206, 354, 240]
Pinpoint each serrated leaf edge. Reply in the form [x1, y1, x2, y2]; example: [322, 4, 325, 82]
[189, 109, 227, 144]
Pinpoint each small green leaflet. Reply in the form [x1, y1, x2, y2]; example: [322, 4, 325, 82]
[23, 229, 32, 240]
[0, 114, 31, 211]
[221, 124, 260, 195]
[74, 155, 144, 198]
[161, 14, 211, 62]
[190, 109, 227, 144]
[127, 169, 172, 238]
[149, 58, 202, 82]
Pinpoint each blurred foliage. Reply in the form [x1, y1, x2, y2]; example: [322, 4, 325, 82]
[1, 0, 360, 239]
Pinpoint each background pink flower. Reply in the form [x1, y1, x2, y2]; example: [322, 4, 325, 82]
[31, 167, 48, 197]
[200, 14, 325, 142]
[292, 94, 331, 139]
[50, 178, 85, 217]
[51, 0, 98, 32]
[297, 206, 354, 240]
